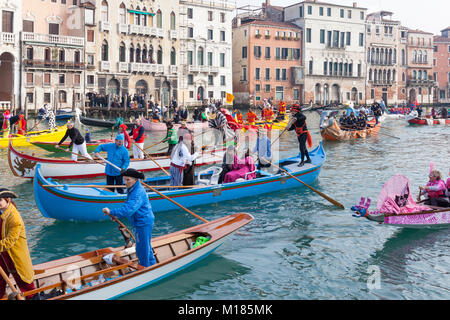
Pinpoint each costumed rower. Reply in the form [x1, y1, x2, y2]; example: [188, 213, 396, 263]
[119, 124, 132, 150]
[418, 170, 449, 207]
[288, 104, 312, 167]
[129, 118, 146, 159]
[58, 120, 93, 161]
[0, 189, 35, 299]
[208, 108, 234, 148]
[2, 110, 11, 138]
[15, 114, 27, 135]
[102, 169, 156, 268]
[246, 108, 258, 125]
[169, 136, 199, 187]
[94, 134, 130, 194]
[162, 121, 178, 155]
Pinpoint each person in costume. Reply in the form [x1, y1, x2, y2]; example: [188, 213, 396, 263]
[102, 169, 156, 268]
[162, 121, 178, 155]
[119, 124, 132, 150]
[0, 189, 35, 299]
[246, 108, 258, 125]
[223, 149, 256, 183]
[94, 134, 130, 194]
[169, 136, 199, 187]
[419, 170, 449, 207]
[129, 118, 146, 159]
[57, 120, 93, 161]
[288, 105, 312, 167]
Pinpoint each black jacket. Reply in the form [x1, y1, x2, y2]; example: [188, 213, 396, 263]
[59, 127, 84, 148]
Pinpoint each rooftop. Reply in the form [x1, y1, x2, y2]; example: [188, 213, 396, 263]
[285, 0, 367, 11]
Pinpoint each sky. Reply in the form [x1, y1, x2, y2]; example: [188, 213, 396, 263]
[235, 0, 450, 35]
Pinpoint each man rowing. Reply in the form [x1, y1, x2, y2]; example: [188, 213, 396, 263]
[102, 169, 156, 268]
[288, 105, 312, 167]
[57, 120, 93, 161]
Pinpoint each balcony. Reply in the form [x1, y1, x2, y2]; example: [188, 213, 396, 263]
[188, 65, 199, 73]
[170, 65, 178, 74]
[129, 25, 141, 35]
[209, 66, 219, 73]
[118, 62, 129, 73]
[157, 64, 164, 73]
[23, 59, 85, 70]
[100, 61, 110, 71]
[22, 32, 84, 47]
[169, 30, 178, 40]
[370, 80, 394, 86]
[326, 44, 346, 50]
[407, 79, 436, 86]
[99, 21, 111, 32]
[156, 28, 165, 38]
[199, 65, 209, 73]
[118, 23, 129, 34]
[1, 32, 15, 44]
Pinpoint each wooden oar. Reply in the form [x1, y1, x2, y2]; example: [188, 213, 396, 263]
[133, 143, 170, 176]
[144, 140, 164, 151]
[55, 145, 103, 164]
[271, 117, 294, 145]
[140, 181, 209, 223]
[269, 162, 345, 209]
[0, 266, 24, 300]
[378, 131, 401, 140]
[103, 211, 136, 243]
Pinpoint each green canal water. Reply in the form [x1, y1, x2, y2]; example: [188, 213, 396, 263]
[0, 112, 448, 300]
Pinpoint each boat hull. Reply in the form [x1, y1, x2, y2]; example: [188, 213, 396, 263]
[407, 118, 450, 125]
[0, 126, 67, 148]
[367, 210, 450, 229]
[9, 142, 225, 179]
[34, 145, 326, 221]
[321, 119, 381, 141]
[80, 116, 133, 128]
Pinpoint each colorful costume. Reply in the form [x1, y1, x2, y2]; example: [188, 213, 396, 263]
[223, 155, 256, 183]
[130, 123, 146, 159]
[246, 111, 258, 125]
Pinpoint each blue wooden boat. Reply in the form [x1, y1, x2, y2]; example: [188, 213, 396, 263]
[34, 143, 326, 221]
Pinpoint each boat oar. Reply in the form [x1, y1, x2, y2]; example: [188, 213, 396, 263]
[133, 143, 170, 176]
[55, 145, 104, 165]
[269, 162, 345, 209]
[103, 211, 136, 247]
[144, 140, 164, 151]
[378, 131, 401, 140]
[271, 117, 294, 145]
[140, 181, 209, 223]
[0, 266, 24, 300]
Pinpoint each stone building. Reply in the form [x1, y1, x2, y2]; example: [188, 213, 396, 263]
[85, 0, 180, 108]
[433, 27, 450, 103]
[232, 17, 303, 105]
[20, 0, 85, 113]
[0, 0, 22, 112]
[405, 29, 435, 104]
[178, 0, 235, 106]
[284, 0, 367, 106]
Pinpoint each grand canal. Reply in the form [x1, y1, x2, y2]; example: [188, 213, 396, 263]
[0, 112, 448, 300]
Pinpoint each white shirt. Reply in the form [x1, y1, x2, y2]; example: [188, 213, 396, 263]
[171, 143, 198, 167]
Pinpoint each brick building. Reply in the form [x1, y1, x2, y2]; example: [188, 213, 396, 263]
[433, 27, 450, 103]
[232, 17, 303, 105]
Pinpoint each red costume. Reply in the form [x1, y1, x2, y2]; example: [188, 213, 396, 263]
[16, 114, 26, 135]
[247, 111, 257, 124]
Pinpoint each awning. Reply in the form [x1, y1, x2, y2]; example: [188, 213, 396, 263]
[128, 9, 155, 16]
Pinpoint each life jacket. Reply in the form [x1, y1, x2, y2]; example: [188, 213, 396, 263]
[132, 125, 145, 143]
[264, 108, 274, 121]
[247, 111, 257, 123]
[427, 180, 446, 198]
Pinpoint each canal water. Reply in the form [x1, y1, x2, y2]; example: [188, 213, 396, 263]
[0, 112, 448, 300]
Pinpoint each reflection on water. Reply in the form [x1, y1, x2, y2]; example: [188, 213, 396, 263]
[0, 115, 448, 299]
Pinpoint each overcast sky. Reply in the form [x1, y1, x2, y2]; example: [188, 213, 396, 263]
[235, 0, 450, 35]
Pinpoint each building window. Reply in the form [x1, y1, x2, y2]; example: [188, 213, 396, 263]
[346, 32, 351, 46]
[359, 33, 364, 47]
[241, 67, 247, 81]
[23, 20, 34, 33]
[220, 75, 225, 86]
[26, 73, 33, 85]
[327, 8, 331, 16]
[2, 10, 14, 33]
[187, 74, 193, 85]
[197, 47, 204, 66]
[188, 27, 193, 38]
[281, 69, 287, 81]
[187, 8, 193, 19]
[87, 75, 94, 85]
[208, 11, 213, 21]
[265, 47, 270, 59]
[275, 68, 280, 80]
[187, 51, 193, 65]
[207, 52, 213, 66]
[309, 60, 313, 75]
[265, 68, 270, 80]
[74, 74, 80, 86]
[348, 10, 352, 19]
[44, 93, 51, 103]
[340, 9, 344, 18]
[265, 84, 271, 92]
[360, 11, 364, 20]
[319, 7, 324, 16]
[320, 29, 325, 44]
[242, 46, 247, 58]
[220, 31, 225, 41]
[49, 23, 59, 35]
[220, 13, 225, 23]
[220, 53, 225, 67]
[255, 68, 260, 80]
[208, 29, 213, 40]
[255, 84, 261, 92]
[208, 75, 213, 86]
[275, 86, 284, 100]
[87, 30, 94, 42]
[254, 46, 262, 58]
[307, 5, 312, 15]
[306, 28, 311, 43]
[299, 6, 303, 18]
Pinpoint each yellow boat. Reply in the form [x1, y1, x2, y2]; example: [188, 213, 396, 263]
[253, 114, 291, 130]
[0, 125, 67, 148]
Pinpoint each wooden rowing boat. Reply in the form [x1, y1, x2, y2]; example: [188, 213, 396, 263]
[1, 213, 253, 300]
[33, 143, 326, 221]
[31, 139, 114, 154]
[8, 141, 225, 179]
[363, 207, 450, 229]
[140, 117, 209, 132]
[407, 117, 450, 125]
[0, 125, 67, 148]
[320, 119, 381, 141]
[80, 116, 133, 128]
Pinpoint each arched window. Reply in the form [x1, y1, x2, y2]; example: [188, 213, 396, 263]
[368, 69, 372, 81]
[401, 49, 405, 65]
[170, 12, 176, 30]
[142, 45, 148, 63]
[142, 8, 148, 26]
[412, 70, 416, 80]
[148, 9, 153, 27]
[393, 49, 397, 64]
[102, 40, 109, 61]
[367, 48, 371, 63]
[374, 69, 378, 82]
[157, 46, 162, 64]
[376, 48, 380, 64]
[149, 45, 154, 63]
[74, 50, 80, 64]
[101, 1, 109, 22]
[136, 44, 141, 63]
[371, 48, 375, 64]
[198, 47, 204, 66]
[119, 42, 126, 62]
[418, 50, 422, 63]
[170, 47, 176, 65]
[135, 6, 141, 25]
[413, 50, 417, 63]
[402, 72, 405, 82]
[156, 10, 162, 28]
[129, 45, 134, 63]
[423, 70, 427, 80]
[424, 51, 428, 63]
[119, 3, 126, 24]
[392, 70, 396, 82]
[59, 49, 65, 62]
[418, 70, 422, 80]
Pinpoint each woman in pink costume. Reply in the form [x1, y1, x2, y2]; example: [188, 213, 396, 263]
[223, 150, 256, 183]
[419, 170, 449, 207]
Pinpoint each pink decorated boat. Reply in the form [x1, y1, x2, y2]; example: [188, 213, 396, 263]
[140, 117, 209, 132]
[352, 175, 450, 229]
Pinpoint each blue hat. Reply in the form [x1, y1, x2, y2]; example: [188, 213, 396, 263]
[115, 134, 124, 141]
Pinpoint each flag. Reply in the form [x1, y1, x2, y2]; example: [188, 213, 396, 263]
[226, 93, 234, 104]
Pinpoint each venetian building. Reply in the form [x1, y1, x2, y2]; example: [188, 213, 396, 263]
[284, 0, 367, 106]
[405, 29, 435, 104]
[432, 27, 450, 103]
[0, 0, 22, 112]
[87, 0, 180, 108]
[178, 0, 235, 106]
[21, 0, 85, 113]
[365, 11, 401, 106]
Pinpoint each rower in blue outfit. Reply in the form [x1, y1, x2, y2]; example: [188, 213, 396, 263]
[103, 168, 156, 268]
[93, 134, 130, 194]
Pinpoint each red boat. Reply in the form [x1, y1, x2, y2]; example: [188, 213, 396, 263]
[408, 118, 450, 125]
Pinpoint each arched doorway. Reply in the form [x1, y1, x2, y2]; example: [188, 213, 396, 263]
[331, 84, 340, 103]
[0, 52, 14, 103]
[197, 86, 204, 101]
[314, 84, 321, 104]
[108, 78, 120, 96]
[136, 80, 148, 95]
[351, 87, 358, 103]
[161, 81, 171, 107]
